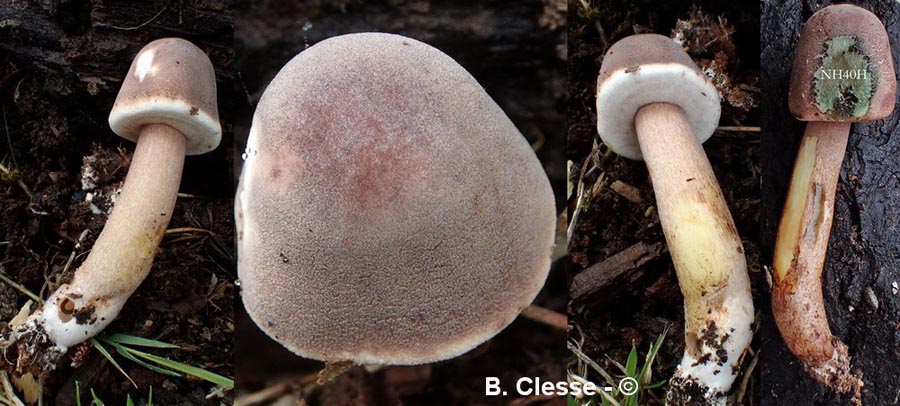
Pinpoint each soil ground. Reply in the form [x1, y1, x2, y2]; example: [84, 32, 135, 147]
[567, 1, 761, 404]
[233, 1, 567, 405]
[0, 1, 235, 404]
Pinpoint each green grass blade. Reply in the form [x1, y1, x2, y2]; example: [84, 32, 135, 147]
[90, 338, 137, 388]
[90, 389, 103, 406]
[100, 334, 179, 349]
[75, 381, 81, 406]
[108, 342, 182, 378]
[644, 380, 667, 390]
[126, 395, 134, 406]
[625, 346, 638, 378]
[625, 390, 636, 406]
[595, 388, 621, 406]
[639, 326, 668, 385]
[124, 347, 234, 389]
[624, 345, 641, 406]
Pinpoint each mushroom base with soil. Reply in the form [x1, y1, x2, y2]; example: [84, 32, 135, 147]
[0, 124, 186, 374]
[635, 103, 754, 405]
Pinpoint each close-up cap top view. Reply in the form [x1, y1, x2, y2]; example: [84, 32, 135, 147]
[233, 2, 566, 405]
[0, 0, 899, 405]
[237, 32, 555, 365]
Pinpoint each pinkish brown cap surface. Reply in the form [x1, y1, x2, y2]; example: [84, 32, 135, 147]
[596, 34, 720, 160]
[789, 4, 895, 122]
[109, 38, 221, 155]
[236, 33, 556, 365]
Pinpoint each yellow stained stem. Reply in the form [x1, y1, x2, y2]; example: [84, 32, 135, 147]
[668, 194, 733, 292]
[635, 103, 752, 403]
[774, 135, 818, 281]
[73, 124, 185, 299]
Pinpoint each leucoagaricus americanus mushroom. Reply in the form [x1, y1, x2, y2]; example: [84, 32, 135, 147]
[773, 4, 894, 396]
[596, 34, 753, 404]
[236, 33, 556, 365]
[1, 38, 220, 373]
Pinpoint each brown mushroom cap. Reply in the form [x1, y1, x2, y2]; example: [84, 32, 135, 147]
[236, 33, 556, 364]
[596, 34, 720, 160]
[789, 4, 895, 122]
[109, 38, 221, 155]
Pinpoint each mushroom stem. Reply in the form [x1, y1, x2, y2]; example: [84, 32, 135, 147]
[2, 124, 185, 373]
[634, 103, 753, 404]
[772, 121, 862, 393]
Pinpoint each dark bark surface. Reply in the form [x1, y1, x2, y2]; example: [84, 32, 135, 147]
[760, 1, 900, 404]
[0, 1, 234, 404]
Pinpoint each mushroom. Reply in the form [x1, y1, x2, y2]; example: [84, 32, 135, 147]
[596, 34, 753, 405]
[773, 4, 894, 396]
[236, 32, 556, 365]
[1, 38, 220, 373]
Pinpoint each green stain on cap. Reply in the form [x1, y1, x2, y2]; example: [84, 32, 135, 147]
[813, 36, 875, 118]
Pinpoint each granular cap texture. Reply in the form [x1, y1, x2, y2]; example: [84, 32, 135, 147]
[236, 33, 556, 364]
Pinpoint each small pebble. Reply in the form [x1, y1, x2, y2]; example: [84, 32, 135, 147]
[864, 286, 879, 311]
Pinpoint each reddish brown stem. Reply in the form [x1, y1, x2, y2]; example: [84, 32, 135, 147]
[772, 121, 862, 396]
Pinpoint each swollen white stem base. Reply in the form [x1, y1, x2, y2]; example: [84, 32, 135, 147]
[667, 281, 754, 405]
[40, 284, 127, 348]
[0, 284, 127, 374]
